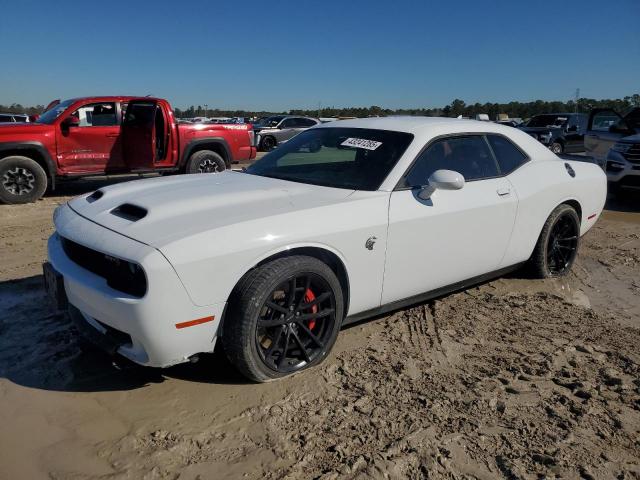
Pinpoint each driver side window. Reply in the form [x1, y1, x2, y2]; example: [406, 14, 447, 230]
[71, 102, 118, 127]
[404, 135, 498, 188]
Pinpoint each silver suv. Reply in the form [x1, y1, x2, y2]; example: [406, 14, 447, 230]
[253, 115, 320, 151]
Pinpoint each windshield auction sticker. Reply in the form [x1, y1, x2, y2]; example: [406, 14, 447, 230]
[341, 138, 383, 150]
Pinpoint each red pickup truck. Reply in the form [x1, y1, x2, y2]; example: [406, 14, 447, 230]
[0, 96, 256, 204]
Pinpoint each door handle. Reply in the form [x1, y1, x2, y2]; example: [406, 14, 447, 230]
[497, 187, 511, 197]
[106, 133, 119, 138]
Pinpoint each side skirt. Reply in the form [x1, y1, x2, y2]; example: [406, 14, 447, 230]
[342, 262, 525, 326]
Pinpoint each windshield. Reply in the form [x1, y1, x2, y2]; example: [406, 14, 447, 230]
[245, 127, 414, 190]
[254, 115, 284, 127]
[36, 99, 75, 124]
[526, 114, 568, 128]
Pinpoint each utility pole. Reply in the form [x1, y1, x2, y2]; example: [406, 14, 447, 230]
[204, 104, 208, 119]
[574, 89, 580, 113]
[317, 101, 321, 119]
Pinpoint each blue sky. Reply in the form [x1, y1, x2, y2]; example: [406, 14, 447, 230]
[1, 0, 638, 111]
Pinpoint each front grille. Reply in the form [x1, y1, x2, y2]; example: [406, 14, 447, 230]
[61, 237, 147, 297]
[623, 144, 640, 165]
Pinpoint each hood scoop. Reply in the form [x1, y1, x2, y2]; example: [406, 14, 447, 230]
[87, 190, 104, 203]
[110, 203, 148, 222]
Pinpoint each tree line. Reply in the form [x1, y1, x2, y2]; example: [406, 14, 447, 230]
[2, 94, 638, 120]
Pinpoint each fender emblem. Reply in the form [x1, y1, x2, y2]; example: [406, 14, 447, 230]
[365, 236, 377, 250]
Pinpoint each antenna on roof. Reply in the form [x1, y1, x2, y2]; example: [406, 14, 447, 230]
[145, 94, 153, 97]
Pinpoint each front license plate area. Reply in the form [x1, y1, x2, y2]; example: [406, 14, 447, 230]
[43, 262, 68, 311]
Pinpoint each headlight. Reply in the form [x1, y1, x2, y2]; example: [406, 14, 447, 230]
[612, 142, 632, 153]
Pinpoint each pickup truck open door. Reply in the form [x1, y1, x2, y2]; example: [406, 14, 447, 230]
[122, 100, 172, 170]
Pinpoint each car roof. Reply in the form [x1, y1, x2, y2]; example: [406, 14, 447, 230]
[317, 116, 519, 135]
[67, 96, 154, 103]
[315, 115, 559, 187]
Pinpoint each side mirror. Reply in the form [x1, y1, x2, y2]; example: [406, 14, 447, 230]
[62, 116, 80, 129]
[418, 169, 465, 200]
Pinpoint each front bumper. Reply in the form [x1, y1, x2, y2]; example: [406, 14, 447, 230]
[48, 204, 226, 367]
[604, 150, 640, 184]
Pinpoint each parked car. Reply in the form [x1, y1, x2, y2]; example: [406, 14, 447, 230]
[45, 117, 606, 382]
[518, 113, 587, 154]
[0, 96, 256, 204]
[496, 119, 523, 128]
[584, 107, 640, 192]
[253, 115, 320, 151]
[0, 113, 31, 123]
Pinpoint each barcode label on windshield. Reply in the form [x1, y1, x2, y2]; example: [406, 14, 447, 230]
[341, 138, 382, 150]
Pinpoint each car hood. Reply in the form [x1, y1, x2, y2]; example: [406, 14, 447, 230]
[67, 171, 355, 248]
[619, 133, 640, 143]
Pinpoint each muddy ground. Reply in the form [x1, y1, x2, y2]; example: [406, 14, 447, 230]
[0, 175, 639, 480]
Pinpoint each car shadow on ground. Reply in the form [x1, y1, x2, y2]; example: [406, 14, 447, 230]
[0, 275, 250, 393]
[604, 189, 640, 214]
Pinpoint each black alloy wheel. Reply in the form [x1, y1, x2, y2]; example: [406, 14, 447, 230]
[260, 136, 276, 151]
[546, 212, 579, 275]
[223, 255, 344, 382]
[256, 273, 336, 373]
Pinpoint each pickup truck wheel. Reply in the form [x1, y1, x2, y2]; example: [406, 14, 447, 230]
[529, 204, 580, 278]
[259, 135, 276, 151]
[0, 156, 48, 204]
[550, 142, 564, 154]
[223, 256, 344, 382]
[186, 150, 226, 174]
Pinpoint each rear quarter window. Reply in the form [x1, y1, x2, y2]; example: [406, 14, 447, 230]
[487, 135, 529, 174]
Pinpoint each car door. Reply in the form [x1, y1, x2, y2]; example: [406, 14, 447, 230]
[275, 118, 304, 143]
[56, 101, 123, 172]
[382, 134, 518, 305]
[585, 109, 627, 166]
[121, 100, 162, 169]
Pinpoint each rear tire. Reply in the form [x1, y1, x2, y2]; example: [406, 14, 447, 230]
[529, 204, 580, 278]
[259, 135, 276, 151]
[550, 142, 564, 155]
[185, 150, 226, 174]
[0, 155, 48, 204]
[223, 256, 344, 382]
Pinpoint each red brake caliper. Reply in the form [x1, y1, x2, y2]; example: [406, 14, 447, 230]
[303, 288, 319, 330]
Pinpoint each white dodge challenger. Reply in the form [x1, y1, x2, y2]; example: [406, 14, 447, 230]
[45, 117, 607, 381]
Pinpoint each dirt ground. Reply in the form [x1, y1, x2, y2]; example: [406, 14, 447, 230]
[0, 175, 639, 480]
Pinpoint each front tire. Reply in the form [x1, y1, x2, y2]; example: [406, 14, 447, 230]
[529, 204, 580, 278]
[185, 150, 226, 174]
[0, 155, 48, 204]
[223, 256, 344, 382]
